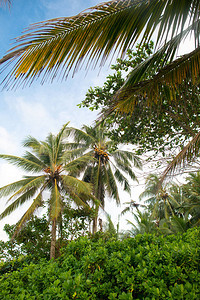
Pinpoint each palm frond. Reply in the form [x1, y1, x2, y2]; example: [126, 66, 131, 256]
[23, 151, 47, 169]
[0, 177, 37, 198]
[61, 175, 93, 195]
[160, 131, 200, 184]
[12, 192, 43, 238]
[62, 147, 91, 162]
[64, 152, 94, 176]
[67, 126, 95, 145]
[7, 176, 46, 204]
[111, 156, 137, 181]
[49, 180, 62, 220]
[0, 154, 44, 173]
[112, 165, 131, 195]
[1, 0, 198, 88]
[104, 163, 120, 204]
[0, 187, 38, 220]
[54, 122, 70, 164]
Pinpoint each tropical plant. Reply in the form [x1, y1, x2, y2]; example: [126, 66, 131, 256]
[126, 208, 157, 236]
[181, 172, 200, 227]
[0, 123, 94, 259]
[139, 174, 180, 223]
[66, 123, 141, 233]
[0, 0, 198, 93]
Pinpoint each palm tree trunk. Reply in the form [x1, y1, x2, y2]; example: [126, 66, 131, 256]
[50, 218, 56, 259]
[92, 216, 98, 234]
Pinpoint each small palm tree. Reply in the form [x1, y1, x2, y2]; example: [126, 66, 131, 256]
[0, 123, 94, 259]
[66, 123, 141, 233]
[181, 172, 200, 227]
[140, 174, 179, 223]
[126, 208, 157, 236]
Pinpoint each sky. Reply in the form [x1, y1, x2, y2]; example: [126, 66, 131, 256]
[0, 0, 195, 241]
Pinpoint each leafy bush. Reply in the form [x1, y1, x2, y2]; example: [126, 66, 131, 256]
[0, 228, 200, 299]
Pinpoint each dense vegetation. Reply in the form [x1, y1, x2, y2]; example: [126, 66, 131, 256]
[0, 228, 200, 299]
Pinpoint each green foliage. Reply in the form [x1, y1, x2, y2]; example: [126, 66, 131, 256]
[0, 215, 51, 262]
[79, 43, 200, 158]
[0, 228, 200, 299]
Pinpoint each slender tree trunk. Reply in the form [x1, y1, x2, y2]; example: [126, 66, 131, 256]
[92, 215, 98, 234]
[50, 218, 56, 259]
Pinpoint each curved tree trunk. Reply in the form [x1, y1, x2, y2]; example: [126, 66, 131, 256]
[50, 218, 56, 259]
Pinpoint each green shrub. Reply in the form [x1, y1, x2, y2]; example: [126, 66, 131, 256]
[0, 228, 200, 299]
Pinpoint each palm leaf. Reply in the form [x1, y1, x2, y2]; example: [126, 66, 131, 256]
[1, 0, 198, 88]
[0, 187, 38, 220]
[8, 176, 45, 201]
[109, 47, 200, 114]
[0, 176, 43, 198]
[160, 131, 200, 184]
[61, 175, 93, 195]
[12, 192, 43, 238]
[49, 180, 62, 219]
[0, 154, 44, 173]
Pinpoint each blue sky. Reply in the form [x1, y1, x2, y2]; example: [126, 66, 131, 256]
[0, 1, 194, 240]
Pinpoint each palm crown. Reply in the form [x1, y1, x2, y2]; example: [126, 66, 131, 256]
[0, 123, 94, 258]
[66, 123, 141, 232]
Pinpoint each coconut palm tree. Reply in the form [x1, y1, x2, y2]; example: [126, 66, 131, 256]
[140, 174, 180, 223]
[0, 123, 94, 259]
[65, 123, 141, 233]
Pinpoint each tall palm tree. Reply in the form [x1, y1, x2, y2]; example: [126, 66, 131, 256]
[65, 123, 141, 233]
[0, 123, 94, 259]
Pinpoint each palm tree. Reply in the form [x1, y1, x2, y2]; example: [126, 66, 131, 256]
[181, 172, 200, 227]
[140, 174, 180, 223]
[126, 208, 157, 236]
[0, 123, 94, 259]
[65, 123, 141, 233]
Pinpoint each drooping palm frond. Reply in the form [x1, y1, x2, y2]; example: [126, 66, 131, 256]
[111, 154, 137, 181]
[106, 47, 200, 114]
[62, 175, 93, 196]
[6, 176, 46, 202]
[0, 0, 198, 88]
[104, 163, 120, 204]
[12, 192, 43, 238]
[49, 181, 62, 219]
[160, 131, 200, 184]
[0, 187, 39, 220]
